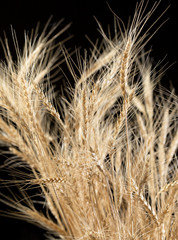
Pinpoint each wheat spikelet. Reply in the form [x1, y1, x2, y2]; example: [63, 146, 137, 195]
[0, 1, 177, 240]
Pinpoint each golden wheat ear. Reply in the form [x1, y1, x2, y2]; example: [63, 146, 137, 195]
[0, 2, 178, 240]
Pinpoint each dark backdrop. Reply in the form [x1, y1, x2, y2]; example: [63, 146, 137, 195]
[0, 0, 177, 239]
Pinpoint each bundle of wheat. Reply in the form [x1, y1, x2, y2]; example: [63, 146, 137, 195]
[0, 1, 177, 239]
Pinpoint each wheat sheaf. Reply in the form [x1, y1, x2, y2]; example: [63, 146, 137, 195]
[0, 1, 177, 240]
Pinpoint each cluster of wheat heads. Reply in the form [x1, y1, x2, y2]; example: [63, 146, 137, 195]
[0, 2, 177, 240]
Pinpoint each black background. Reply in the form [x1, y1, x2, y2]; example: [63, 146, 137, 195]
[0, 0, 177, 239]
